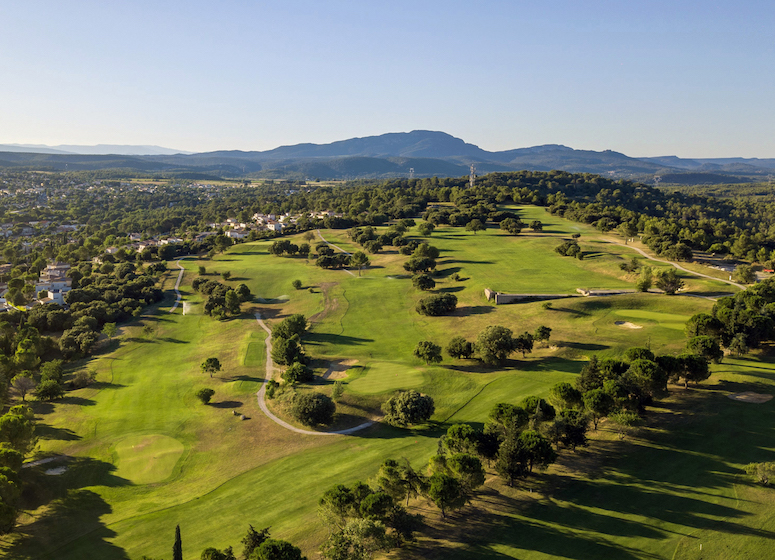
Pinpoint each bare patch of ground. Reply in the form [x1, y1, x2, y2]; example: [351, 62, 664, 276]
[615, 321, 642, 329]
[308, 282, 339, 324]
[727, 391, 773, 404]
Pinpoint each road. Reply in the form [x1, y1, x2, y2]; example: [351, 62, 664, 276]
[168, 256, 195, 313]
[613, 242, 745, 291]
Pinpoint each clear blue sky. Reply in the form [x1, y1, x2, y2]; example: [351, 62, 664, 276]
[1, 1, 773, 157]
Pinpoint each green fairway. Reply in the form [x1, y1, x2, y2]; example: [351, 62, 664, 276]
[612, 309, 693, 330]
[8, 206, 772, 560]
[346, 361, 426, 394]
[113, 434, 184, 484]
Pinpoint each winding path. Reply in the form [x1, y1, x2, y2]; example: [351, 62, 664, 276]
[169, 256, 195, 313]
[613, 241, 745, 291]
[316, 229, 357, 277]
[254, 312, 374, 436]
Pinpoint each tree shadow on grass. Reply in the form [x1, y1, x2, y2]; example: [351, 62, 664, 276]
[36, 424, 81, 442]
[6, 458, 131, 560]
[436, 286, 465, 293]
[306, 332, 375, 346]
[158, 337, 189, 344]
[562, 341, 609, 351]
[434, 267, 461, 278]
[210, 400, 243, 409]
[454, 306, 495, 316]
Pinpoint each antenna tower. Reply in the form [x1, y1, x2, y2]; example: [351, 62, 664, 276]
[469, 164, 476, 188]
[409, 168, 414, 180]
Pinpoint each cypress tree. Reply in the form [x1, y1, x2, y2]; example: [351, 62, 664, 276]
[173, 525, 182, 560]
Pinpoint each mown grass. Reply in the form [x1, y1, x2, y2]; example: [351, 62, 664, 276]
[5, 207, 772, 560]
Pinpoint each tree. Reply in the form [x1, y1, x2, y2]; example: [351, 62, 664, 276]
[321, 518, 391, 560]
[583, 389, 613, 429]
[413, 341, 442, 365]
[201, 357, 222, 378]
[273, 314, 308, 339]
[444, 424, 479, 455]
[35, 379, 64, 401]
[292, 279, 303, 290]
[253, 539, 306, 560]
[411, 273, 435, 291]
[513, 332, 534, 358]
[655, 269, 684, 295]
[349, 251, 370, 276]
[235, 283, 252, 302]
[495, 435, 526, 486]
[382, 390, 434, 427]
[687, 336, 723, 364]
[426, 473, 466, 518]
[446, 336, 474, 359]
[685, 313, 723, 340]
[500, 218, 522, 235]
[363, 240, 382, 254]
[517, 430, 556, 473]
[529, 220, 543, 232]
[195, 388, 215, 404]
[198, 266, 207, 275]
[225, 290, 242, 315]
[447, 453, 485, 495]
[241, 525, 270, 560]
[475, 325, 515, 366]
[636, 266, 653, 292]
[465, 219, 485, 235]
[271, 337, 305, 366]
[676, 354, 711, 388]
[417, 222, 435, 236]
[221, 271, 232, 281]
[102, 322, 117, 339]
[0, 407, 36, 454]
[732, 264, 756, 284]
[548, 382, 582, 410]
[283, 362, 314, 384]
[173, 525, 183, 560]
[403, 256, 436, 274]
[11, 375, 35, 402]
[201, 547, 236, 560]
[728, 333, 749, 356]
[533, 326, 552, 345]
[415, 293, 457, 316]
[292, 392, 335, 426]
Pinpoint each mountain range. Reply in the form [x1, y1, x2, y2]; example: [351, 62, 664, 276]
[1, 131, 773, 184]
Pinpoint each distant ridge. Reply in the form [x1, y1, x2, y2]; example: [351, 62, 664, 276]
[0, 131, 772, 183]
[0, 143, 191, 156]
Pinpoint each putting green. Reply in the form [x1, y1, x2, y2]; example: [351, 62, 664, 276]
[114, 434, 184, 485]
[346, 361, 425, 394]
[612, 309, 691, 330]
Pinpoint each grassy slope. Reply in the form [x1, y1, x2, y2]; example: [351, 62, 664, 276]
[5, 207, 771, 560]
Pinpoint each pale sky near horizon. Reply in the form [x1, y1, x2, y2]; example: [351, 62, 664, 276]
[1, 1, 773, 157]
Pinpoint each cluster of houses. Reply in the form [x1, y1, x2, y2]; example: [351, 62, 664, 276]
[0, 221, 81, 238]
[0, 262, 72, 312]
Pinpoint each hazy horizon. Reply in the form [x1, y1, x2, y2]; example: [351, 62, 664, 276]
[2, 1, 773, 158]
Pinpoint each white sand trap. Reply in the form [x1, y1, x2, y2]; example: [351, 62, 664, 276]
[727, 392, 773, 404]
[45, 466, 67, 475]
[182, 302, 190, 315]
[22, 457, 56, 468]
[615, 321, 643, 329]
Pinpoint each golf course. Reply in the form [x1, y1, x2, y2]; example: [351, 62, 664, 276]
[5, 205, 775, 560]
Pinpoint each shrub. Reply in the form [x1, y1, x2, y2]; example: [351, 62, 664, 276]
[195, 388, 215, 404]
[283, 362, 314, 384]
[416, 294, 457, 316]
[292, 279, 303, 290]
[382, 390, 434, 427]
[292, 392, 335, 426]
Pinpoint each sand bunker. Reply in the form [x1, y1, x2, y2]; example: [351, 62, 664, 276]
[323, 359, 358, 380]
[615, 321, 643, 329]
[727, 392, 773, 404]
[45, 466, 67, 475]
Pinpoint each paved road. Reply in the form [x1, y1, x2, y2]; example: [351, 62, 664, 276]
[315, 230, 357, 277]
[254, 312, 374, 436]
[614, 242, 745, 291]
[168, 256, 195, 313]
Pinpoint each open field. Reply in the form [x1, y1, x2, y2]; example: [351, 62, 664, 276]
[4, 206, 772, 560]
